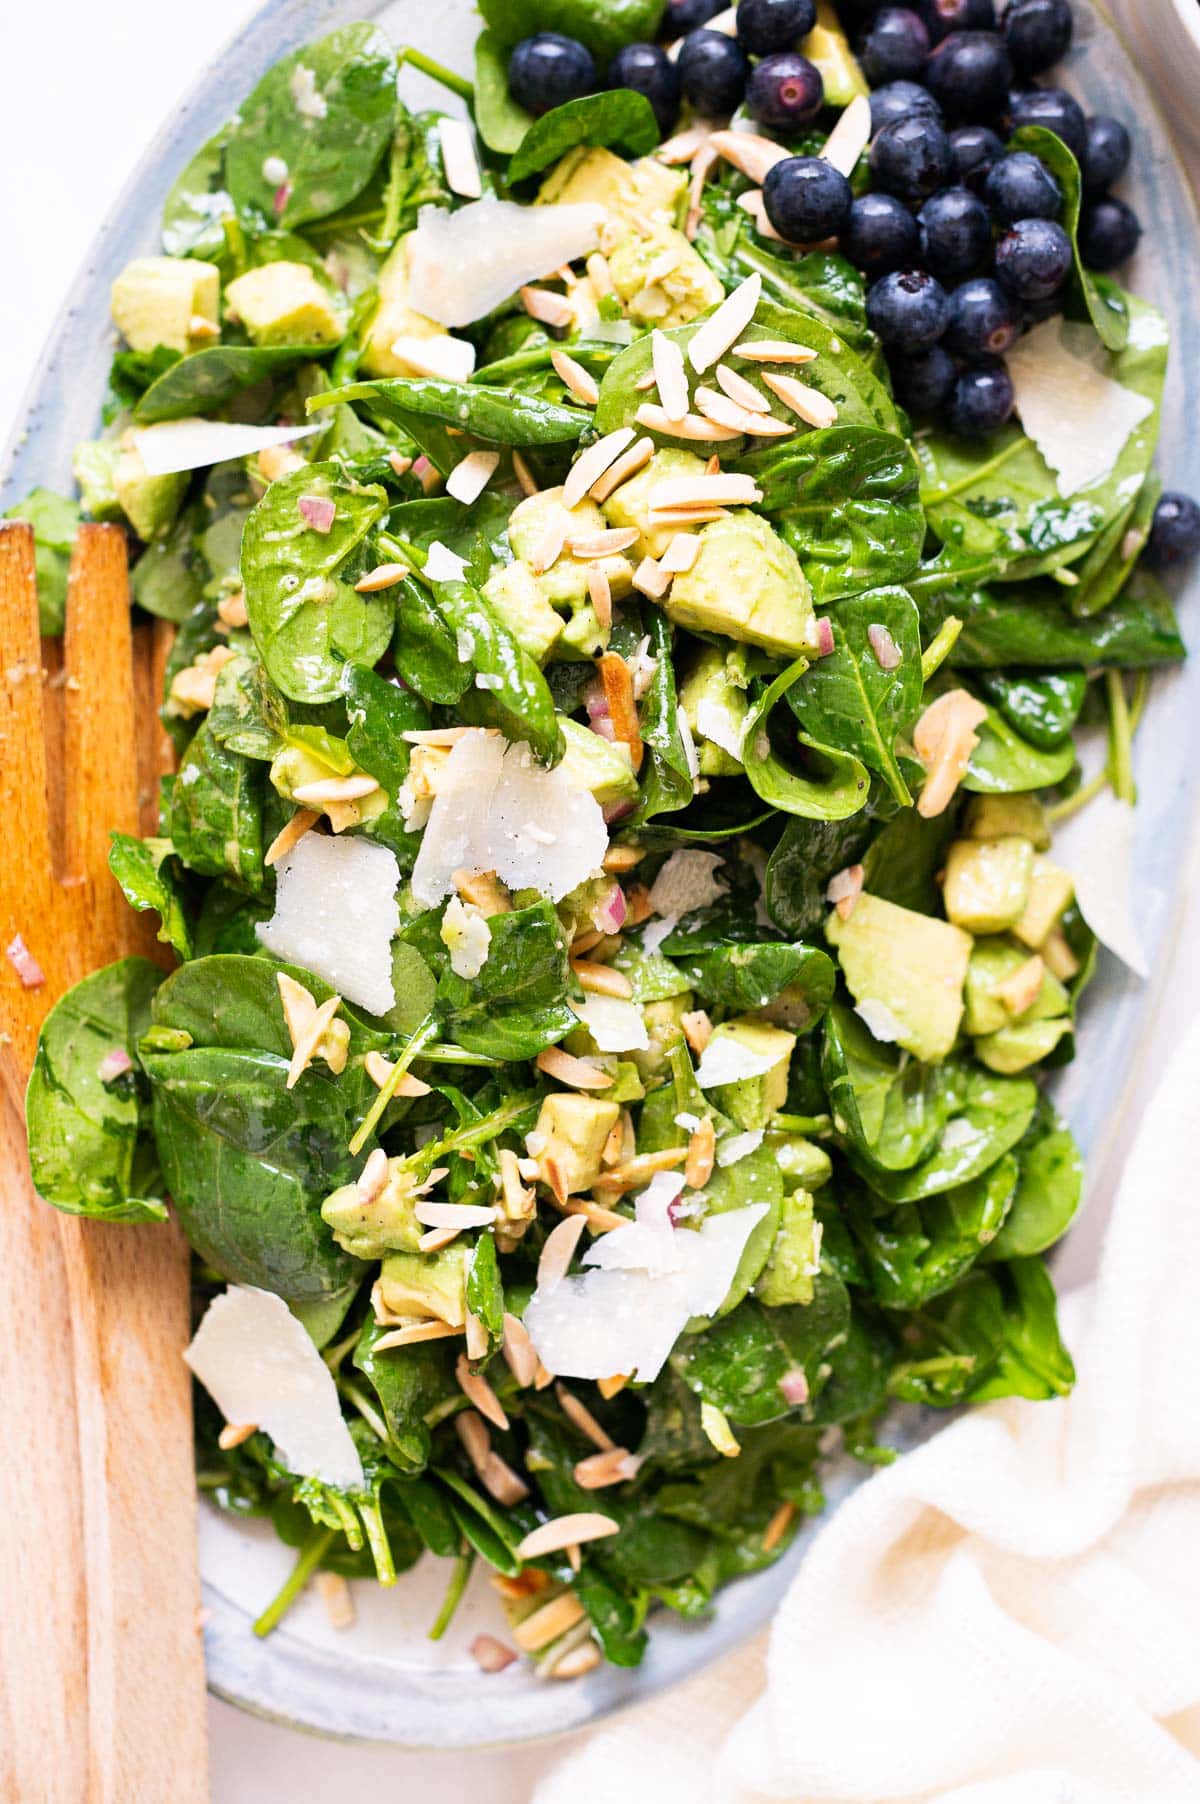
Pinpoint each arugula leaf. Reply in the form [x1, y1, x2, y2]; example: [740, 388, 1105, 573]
[4, 487, 81, 634]
[742, 660, 871, 821]
[436, 902, 578, 1059]
[1009, 125, 1128, 353]
[476, 0, 666, 63]
[509, 91, 660, 184]
[108, 833, 192, 960]
[170, 717, 265, 890]
[786, 587, 922, 803]
[473, 30, 535, 154]
[134, 344, 329, 423]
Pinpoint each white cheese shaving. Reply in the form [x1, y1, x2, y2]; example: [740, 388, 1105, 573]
[647, 849, 727, 918]
[256, 834, 400, 1017]
[424, 540, 469, 583]
[185, 1286, 363, 1490]
[1051, 789, 1149, 977]
[716, 1127, 764, 1167]
[639, 913, 678, 955]
[677, 705, 700, 784]
[674, 1111, 703, 1133]
[585, 1173, 683, 1275]
[855, 997, 906, 1043]
[695, 696, 745, 760]
[694, 1035, 782, 1090]
[388, 333, 476, 382]
[133, 418, 323, 477]
[939, 1117, 976, 1152]
[410, 729, 607, 908]
[1006, 317, 1154, 498]
[407, 200, 606, 328]
[569, 993, 650, 1053]
[440, 895, 492, 980]
[446, 448, 499, 505]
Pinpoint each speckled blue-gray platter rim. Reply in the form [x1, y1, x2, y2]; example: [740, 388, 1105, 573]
[2, 0, 1197, 1751]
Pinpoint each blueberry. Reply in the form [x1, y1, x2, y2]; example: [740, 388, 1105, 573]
[870, 113, 953, 201]
[736, 0, 817, 55]
[1147, 493, 1200, 568]
[746, 51, 824, 130]
[508, 34, 595, 115]
[677, 29, 750, 114]
[890, 344, 958, 413]
[858, 8, 931, 83]
[943, 274, 1019, 357]
[925, 31, 1013, 122]
[869, 79, 944, 135]
[949, 122, 1005, 187]
[1082, 115, 1132, 194]
[1003, 0, 1073, 76]
[606, 43, 681, 134]
[1007, 87, 1087, 162]
[994, 216, 1073, 299]
[918, 186, 992, 278]
[914, 0, 997, 43]
[764, 155, 853, 241]
[841, 192, 922, 276]
[662, 0, 728, 36]
[949, 360, 1015, 437]
[985, 150, 1062, 221]
[1078, 195, 1142, 270]
[866, 268, 951, 351]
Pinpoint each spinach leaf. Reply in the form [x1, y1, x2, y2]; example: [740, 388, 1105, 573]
[1009, 125, 1128, 353]
[161, 126, 234, 259]
[170, 717, 265, 890]
[4, 487, 80, 635]
[739, 428, 924, 604]
[390, 573, 471, 706]
[26, 959, 167, 1223]
[312, 378, 589, 454]
[436, 902, 578, 1059]
[916, 568, 1185, 669]
[848, 1067, 1038, 1202]
[473, 30, 534, 155]
[888, 1257, 1074, 1406]
[694, 192, 869, 346]
[786, 587, 922, 804]
[431, 578, 563, 763]
[241, 462, 392, 702]
[743, 661, 871, 821]
[509, 91, 661, 184]
[130, 501, 206, 623]
[673, 1268, 851, 1426]
[633, 608, 695, 824]
[573, 1567, 649, 1668]
[466, 1232, 505, 1345]
[108, 833, 192, 959]
[984, 1101, 1082, 1260]
[476, 0, 666, 63]
[1068, 471, 1160, 619]
[665, 938, 836, 1025]
[340, 660, 429, 864]
[860, 807, 956, 915]
[962, 692, 1076, 794]
[822, 1005, 954, 1170]
[134, 344, 328, 423]
[353, 1315, 457, 1471]
[977, 668, 1087, 751]
[846, 1156, 1017, 1309]
[224, 25, 398, 230]
[208, 652, 289, 761]
[762, 814, 876, 939]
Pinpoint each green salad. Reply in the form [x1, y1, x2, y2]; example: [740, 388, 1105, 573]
[16, 1, 1193, 1680]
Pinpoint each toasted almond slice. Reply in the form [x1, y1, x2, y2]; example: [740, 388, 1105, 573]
[490, 1569, 550, 1602]
[538, 1213, 587, 1290]
[356, 1145, 390, 1207]
[217, 1422, 257, 1451]
[291, 774, 380, 805]
[596, 651, 643, 773]
[465, 1309, 489, 1362]
[708, 129, 789, 186]
[401, 725, 479, 745]
[688, 273, 762, 374]
[456, 1408, 491, 1474]
[520, 285, 574, 328]
[624, 881, 653, 926]
[414, 1200, 498, 1230]
[482, 1451, 530, 1507]
[556, 1383, 616, 1452]
[634, 403, 740, 442]
[315, 1570, 356, 1631]
[456, 1353, 508, 1431]
[597, 1374, 629, 1400]
[437, 117, 482, 198]
[551, 348, 600, 406]
[512, 449, 538, 497]
[633, 369, 658, 391]
[602, 843, 644, 872]
[419, 1226, 460, 1253]
[285, 993, 342, 1089]
[563, 426, 637, 509]
[502, 1311, 539, 1387]
[529, 513, 567, 576]
[821, 94, 873, 178]
[571, 959, 634, 998]
[216, 589, 249, 627]
[587, 565, 613, 631]
[471, 1634, 518, 1673]
[189, 314, 221, 340]
[686, 141, 720, 240]
[355, 561, 410, 593]
[565, 527, 640, 557]
[1041, 929, 1081, 982]
[650, 473, 763, 510]
[655, 123, 712, 163]
[639, 507, 728, 528]
[533, 1360, 556, 1390]
[656, 533, 699, 577]
[592, 1147, 688, 1194]
[588, 434, 654, 502]
[714, 362, 770, 412]
[642, 247, 682, 288]
[373, 1320, 462, 1350]
[585, 251, 614, 299]
[455, 868, 511, 914]
[265, 808, 319, 868]
[686, 1116, 717, 1188]
[633, 554, 672, 599]
[446, 448, 500, 505]
[650, 328, 690, 423]
[517, 1514, 619, 1561]
[574, 1447, 643, 1489]
[996, 953, 1046, 1017]
[761, 371, 839, 428]
[914, 689, 988, 820]
[762, 1498, 797, 1553]
[681, 1009, 714, 1054]
[512, 1592, 586, 1651]
[388, 451, 413, 479]
[549, 1639, 602, 1680]
[536, 1047, 615, 1090]
[363, 1049, 431, 1097]
[735, 188, 787, 244]
[733, 338, 819, 364]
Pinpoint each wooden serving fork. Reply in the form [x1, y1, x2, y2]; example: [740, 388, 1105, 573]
[0, 523, 209, 1804]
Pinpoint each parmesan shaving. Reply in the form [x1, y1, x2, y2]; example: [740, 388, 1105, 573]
[648, 849, 727, 917]
[1006, 316, 1156, 498]
[569, 993, 650, 1053]
[407, 200, 606, 327]
[1051, 790, 1149, 977]
[694, 1035, 782, 1089]
[256, 835, 400, 1017]
[133, 418, 322, 477]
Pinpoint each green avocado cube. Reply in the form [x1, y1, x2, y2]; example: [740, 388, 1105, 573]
[608, 223, 724, 329]
[536, 146, 684, 234]
[322, 1159, 424, 1259]
[628, 994, 694, 1080]
[770, 1132, 833, 1192]
[482, 561, 564, 664]
[599, 447, 708, 560]
[72, 440, 122, 521]
[679, 644, 750, 777]
[974, 1017, 1073, 1074]
[558, 716, 638, 806]
[666, 512, 816, 661]
[378, 1243, 470, 1327]
[1013, 857, 1075, 949]
[114, 441, 187, 542]
[756, 1187, 820, 1307]
[826, 892, 972, 1065]
[225, 261, 344, 347]
[943, 836, 1035, 935]
[963, 793, 1050, 850]
[110, 255, 220, 354]
[964, 938, 1071, 1036]
[804, 0, 870, 106]
[360, 235, 446, 377]
[533, 1094, 620, 1195]
[508, 488, 632, 609]
[705, 1016, 795, 1130]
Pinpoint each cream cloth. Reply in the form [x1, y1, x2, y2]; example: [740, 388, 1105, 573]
[533, 1014, 1200, 1804]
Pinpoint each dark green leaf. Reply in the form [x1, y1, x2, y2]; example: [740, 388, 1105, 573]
[431, 578, 562, 763]
[312, 378, 590, 453]
[436, 901, 578, 1059]
[170, 717, 265, 890]
[848, 1066, 1038, 1202]
[476, 0, 666, 63]
[786, 587, 922, 803]
[673, 1269, 851, 1426]
[846, 1155, 1018, 1309]
[664, 938, 835, 1025]
[473, 30, 535, 154]
[130, 501, 206, 623]
[742, 660, 871, 821]
[889, 1257, 1074, 1406]
[984, 1101, 1082, 1260]
[762, 814, 876, 939]
[466, 1233, 505, 1343]
[509, 91, 660, 184]
[161, 127, 234, 259]
[916, 567, 1185, 669]
[108, 833, 192, 959]
[632, 608, 694, 824]
[977, 668, 1087, 751]
[134, 345, 328, 423]
[353, 1315, 457, 1471]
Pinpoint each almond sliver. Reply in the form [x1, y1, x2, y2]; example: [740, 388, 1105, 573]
[651, 328, 690, 423]
[821, 94, 873, 178]
[761, 371, 839, 427]
[688, 273, 762, 374]
[563, 427, 636, 508]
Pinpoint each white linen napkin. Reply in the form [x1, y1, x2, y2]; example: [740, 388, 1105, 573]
[533, 1013, 1200, 1804]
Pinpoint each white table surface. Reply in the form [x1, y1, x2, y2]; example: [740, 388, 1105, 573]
[3, 4, 1197, 1798]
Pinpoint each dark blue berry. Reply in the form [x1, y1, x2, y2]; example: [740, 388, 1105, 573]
[608, 43, 681, 134]
[677, 29, 750, 114]
[1003, 0, 1073, 76]
[866, 268, 951, 351]
[915, 0, 997, 43]
[1147, 493, 1200, 568]
[1078, 195, 1141, 270]
[764, 155, 853, 241]
[869, 79, 944, 135]
[994, 216, 1073, 299]
[870, 113, 953, 201]
[985, 150, 1062, 221]
[841, 192, 921, 276]
[949, 123, 1005, 187]
[1007, 87, 1087, 162]
[662, 0, 727, 36]
[918, 186, 992, 278]
[949, 360, 1015, 436]
[890, 344, 958, 413]
[1082, 115, 1132, 194]
[736, 0, 817, 55]
[508, 34, 595, 115]
[746, 52, 824, 130]
[943, 274, 1019, 357]
[925, 31, 1013, 122]
[858, 8, 931, 83]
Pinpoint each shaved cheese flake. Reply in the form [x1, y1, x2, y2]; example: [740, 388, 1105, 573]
[1006, 317, 1155, 498]
[446, 448, 499, 505]
[570, 993, 650, 1053]
[695, 696, 745, 760]
[584, 1173, 683, 1275]
[408, 200, 605, 327]
[133, 418, 322, 477]
[1051, 789, 1149, 977]
[639, 913, 678, 955]
[425, 540, 469, 583]
[389, 334, 476, 382]
[687, 273, 761, 374]
[855, 997, 905, 1043]
[716, 1128, 764, 1167]
[256, 835, 400, 1016]
[186, 1286, 363, 1489]
[648, 849, 727, 918]
[694, 1035, 781, 1089]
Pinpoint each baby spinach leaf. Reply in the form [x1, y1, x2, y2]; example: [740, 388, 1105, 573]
[130, 501, 206, 623]
[694, 191, 869, 347]
[1009, 125, 1128, 353]
[161, 126, 234, 259]
[673, 1268, 851, 1427]
[805, 1303, 896, 1428]
[241, 462, 392, 703]
[666, 938, 836, 1024]
[340, 659, 429, 864]
[962, 692, 1076, 793]
[133, 344, 326, 423]
[390, 573, 471, 706]
[508, 91, 661, 184]
[889, 1257, 1074, 1406]
[170, 717, 265, 890]
[208, 652, 289, 761]
[821, 1005, 954, 1170]
[476, 0, 666, 63]
[4, 487, 80, 635]
[353, 1316, 457, 1471]
[573, 1568, 649, 1669]
[984, 1101, 1082, 1261]
[786, 588, 922, 804]
[916, 568, 1185, 669]
[26, 959, 167, 1223]
[108, 833, 193, 960]
[848, 1067, 1038, 1202]
[436, 902, 578, 1059]
[224, 25, 398, 230]
[743, 660, 871, 821]
[1068, 472, 1160, 619]
[466, 1233, 505, 1344]
[473, 30, 535, 155]
[762, 814, 876, 939]
[860, 807, 956, 916]
[632, 609, 694, 825]
[432, 578, 563, 763]
[846, 1156, 1018, 1310]
[739, 428, 924, 604]
[976, 668, 1087, 751]
[312, 378, 589, 453]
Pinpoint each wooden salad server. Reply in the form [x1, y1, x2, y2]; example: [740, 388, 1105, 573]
[0, 522, 209, 1803]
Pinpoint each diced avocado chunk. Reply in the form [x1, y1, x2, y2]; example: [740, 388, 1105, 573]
[756, 1188, 821, 1307]
[964, 939, 1070, 1036]
[667, 512, 816, 660]
[826, 893, 972, 1064]
[322, 1159, 424, 1259]
[963, 794, 1050, 850]
[536, 147, 684, 236]
[378, 1243, 470, 1327]
[225, 261, 343, 347]
[608, 224, 724, 329]
[600, 447, 709, 560]
[679, 645, 751, 777]
[270, 740, 386, 827]
[975, 1017, 1073, 1074]
[482, 561, 563, 664]
[114, 440, 188, 542]
[558, 598, 609, 660]
[73, 441, 122, 521]
[705, 1017, 796, 1130]
[111, 255, 220, 354]
[629, 993, 694, 1079]
[770, 1132, 833, 1192]
[558, 716, 639, 806]
[943, 837, 1035, 935]
[804, 0, 869, 106]
[534, 1094, 620, 1194]
[1013, 857, 1074, 949]
[360, 236, 445, 377]
[507, 487, 633, 608]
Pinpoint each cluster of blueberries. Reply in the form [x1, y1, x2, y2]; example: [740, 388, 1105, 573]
[506, 0, 1200, 562]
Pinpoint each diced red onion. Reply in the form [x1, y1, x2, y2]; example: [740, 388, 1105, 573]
[603, 799, 636, 826]
[273, 182, 292, 215]
[412, 455, 433, 482]
[585, 686, 618, 740]
[867, 623, 901, 671]
[813, 617, 835, 658]
[6, 934, 45, 989]
[98, 1047, 133, 1084]
[779, 1368, 809, 1406]
[470, 1634, 517, 1673]
[592, 882, 627, 935]
[298, 495, 336, 534]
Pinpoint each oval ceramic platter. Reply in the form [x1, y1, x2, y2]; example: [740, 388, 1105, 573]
[2, 0, 1198, 1752]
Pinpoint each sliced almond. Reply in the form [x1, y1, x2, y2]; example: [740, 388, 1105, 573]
[596, 651, 644, 772]
[587, 565, 613, 631]
[512, 1591, 586, 1651]
[548, 1639, 602, 1680]
[550, 348, 600, 407]
[363, 1049, 431, 1097]
[388, 451, 414, 479]
[571, 959, 633, 999]
[355, 561, 410, 593]
[681, 1009, 714, 1054]
[536, 1047, 615, 1090]
[632, 554, 672, 599]
[598, 1374, 629, 1400]
[217, 1422, 257, 1451]
[414, 1201, 498, 1230]
[520, 285, 574, 329]
[517, 1515, 620, 1562]
[419, 1225, 460, 1253]
[465, 1308, 489, 1362]
[592, 1147, 688, 1194]
[686, 141, 719, 240]
[736, 188, 787, 244]
[356, 1145, 390, 1207]
[650, 473, 763, 510]
[438, 117, 482, 199]
[655, 124, 712, 164]
[315, 1570, 356, 1631]
[821, 94, 873, 178]
[481, 1452, 530, 1507]
[456, 1409, 492, 1474]
[538, 1213, 587, 1290]
[914, 690, 988, 820]
[714, 362, 770, 412]
[659, 533, 702, 575]
[512, 449, 538, 497]
[563, 427, 637, 510]
[585, 251, 614, 299]
[216, 589, 249, 627]
[372, 1320, 462, 1351]
[556, 1383, 616, 1452]
[732, 339, 819, 364]
[708, 129, 788, 186]
[565, 527, 640, 558]
[996, 953, 1046, 1017]
[688, 273, 762, 374]
[685, 1116, 717, 1189]
[634, 403, 740, 442]
[471, 1634, 518, 1673]
[285, 993, 342, 1090]
[456, 1353, 508, 1431]
[650, 328, 690, 423]
[529, 513, 567, 576]
[761, 371, 838, 428]
[588, 434, 654, 503]
[390, 335, 475, 382]
[291, 774, 380, 805]
[501, 1311, 539, 1387]
[265, 808, 319, 868]
[574, 1447, 643, 1489]
[761, 1498, 796, 1553]
[694, 387, 792, 437]
[446, 448, 500, 505]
